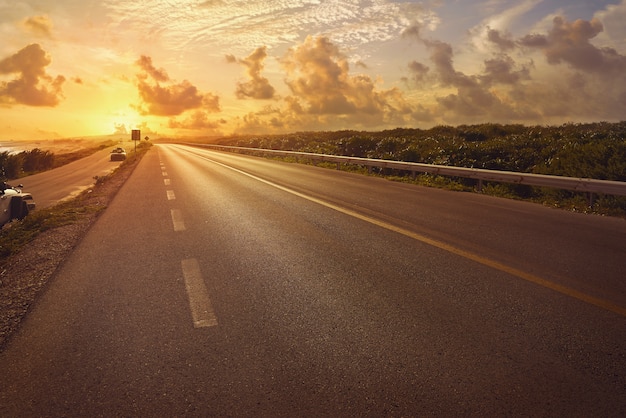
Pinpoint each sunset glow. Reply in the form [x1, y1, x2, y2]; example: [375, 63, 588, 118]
[1, 0, 625, 140]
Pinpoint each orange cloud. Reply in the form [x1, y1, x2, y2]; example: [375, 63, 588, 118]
[168, 110, 225, 132]
[114, 123, 128, 135]
[0, 44, 65, 107]
[282, 36, 356, 114]
[228, 46, 276, 100]
[231, 36, 425, 134]
[134, 55, 220, 116]
[282, 36, 410, 119]
[135, 55, 169, 82]
[22, 15, 54, 38]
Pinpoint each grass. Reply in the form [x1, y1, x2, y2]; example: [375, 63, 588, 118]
[0, 200, 105, 258]
[0, 142, 151, 260]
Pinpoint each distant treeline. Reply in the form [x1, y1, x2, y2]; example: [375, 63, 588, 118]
[215, 121, 626, 215]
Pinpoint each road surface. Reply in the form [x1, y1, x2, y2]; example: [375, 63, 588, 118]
[16, 147, 126, 209]
[1, 143, 625, 416]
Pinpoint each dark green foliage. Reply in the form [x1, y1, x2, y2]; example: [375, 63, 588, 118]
[216, 121, 626, 180]
[21, 149, 54, 173]
[214, 121, 626, 216]
[1, 148, 55, 178]
[0, 152, 23, 179]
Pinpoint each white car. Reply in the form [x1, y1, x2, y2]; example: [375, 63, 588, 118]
[110, 147, 127, 161]
[1, 182, 36, 227]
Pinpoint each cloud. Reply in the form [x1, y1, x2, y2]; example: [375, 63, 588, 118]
[481, 55, 530, 85]
[467, 0, 541, 54]
[228, 46, 276, 100]
[519, 17, 626, 74]
[500, 17, 626, 122]
[135, 55, 169, 82]
[230, 36, 427, 134]
[406, 60, 429, 83]
[400, 8, 626, 126]
[168, 110, 225, 132]
[232, 104, 307, 135]
[134, 55, 220, 116]
[21, 15, 54, 38]
[106, 0, 439, 69]
[282, 36, 405, 117]
[113, 123, 128, 135]
[404, 33, 536, 123]
[198, 0, 224, 7]
[402, 23, 422, 40]
[422, 39, 466, 87]
[282, 36, 355, 114]
[0, 43, 66, 107]
[594, 0, 626, 43]
[486, 29, 516, 51]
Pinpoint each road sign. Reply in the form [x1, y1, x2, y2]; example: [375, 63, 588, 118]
[131, 129, 140, 141]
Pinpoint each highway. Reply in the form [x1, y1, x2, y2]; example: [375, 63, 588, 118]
[1, 143, 625, 416]
[17, 146, 125, 209]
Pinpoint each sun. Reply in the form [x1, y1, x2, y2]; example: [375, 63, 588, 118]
[108, 109, 144, 136]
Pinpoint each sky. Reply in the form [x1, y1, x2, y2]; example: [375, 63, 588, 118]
[1, 0, 626, 140]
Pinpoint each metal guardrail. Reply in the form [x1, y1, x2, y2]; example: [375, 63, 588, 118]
[188, 143, 626, 198]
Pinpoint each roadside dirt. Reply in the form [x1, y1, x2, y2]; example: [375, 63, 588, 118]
[0, 151, 144, 351]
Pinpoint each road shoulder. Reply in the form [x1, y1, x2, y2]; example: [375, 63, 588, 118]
[0, 150, 149, 351]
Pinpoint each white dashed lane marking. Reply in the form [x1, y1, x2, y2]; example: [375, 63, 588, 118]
[162, 160, 217, 328]
[181, 258, 218, 328]
[170, 209, 185, 231]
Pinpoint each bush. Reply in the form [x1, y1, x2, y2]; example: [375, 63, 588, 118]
[211, 121, 626, 216]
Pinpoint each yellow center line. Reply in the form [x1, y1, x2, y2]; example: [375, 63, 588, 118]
[192, 148, 626, 317]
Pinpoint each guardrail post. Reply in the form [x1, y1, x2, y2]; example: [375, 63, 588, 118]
[336, 162, 341, 170]
[477, 179, 484, 193]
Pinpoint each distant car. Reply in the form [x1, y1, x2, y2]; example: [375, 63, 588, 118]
[110, 147, 127, 161]
[1, 182, 36, 227]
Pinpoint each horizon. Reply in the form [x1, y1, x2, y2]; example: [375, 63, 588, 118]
[1, 119, 625, 145]
[2, 1, 626, 140]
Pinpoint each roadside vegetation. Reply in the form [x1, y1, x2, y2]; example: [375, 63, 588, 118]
[209, 121, 626, 217]
[0, 141, 151, 350]
[0, 142, 151, 259]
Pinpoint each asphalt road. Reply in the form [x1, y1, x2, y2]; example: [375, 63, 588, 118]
[16, 146, 126, 209]
[1, 143, 625, 417]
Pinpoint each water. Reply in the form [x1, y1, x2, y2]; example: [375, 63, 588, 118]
[0, 143, 27, 155]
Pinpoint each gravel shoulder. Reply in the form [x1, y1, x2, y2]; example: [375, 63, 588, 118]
[0, 149, 146, 351]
